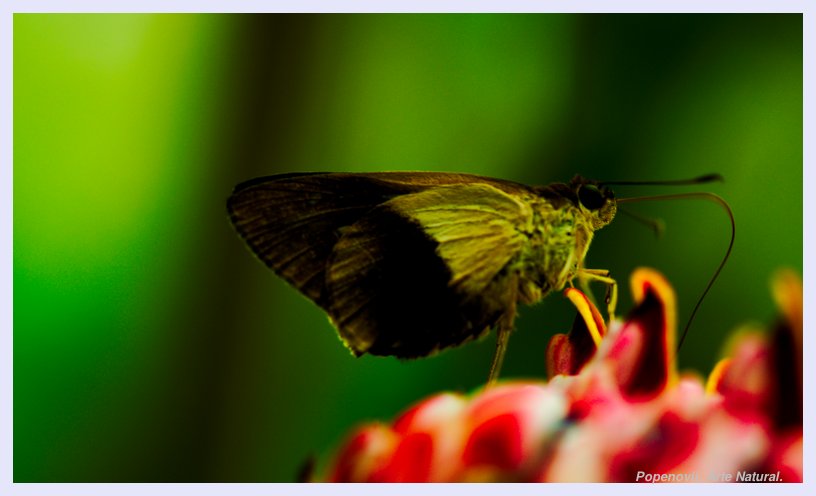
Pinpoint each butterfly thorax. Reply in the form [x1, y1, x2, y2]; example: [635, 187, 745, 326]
[512, 178, 617, 305]
[511, 198, 590, 304]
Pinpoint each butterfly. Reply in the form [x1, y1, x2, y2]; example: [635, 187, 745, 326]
[227, 172, 621, 382]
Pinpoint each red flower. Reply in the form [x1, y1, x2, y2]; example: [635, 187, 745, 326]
[324, 268, 803, 482]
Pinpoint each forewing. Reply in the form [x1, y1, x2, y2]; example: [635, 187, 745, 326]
[389, 183, 533, 294]
[325, 183, 532, 358]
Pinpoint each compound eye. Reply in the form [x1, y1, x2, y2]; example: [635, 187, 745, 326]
[578, 184, 606, 210]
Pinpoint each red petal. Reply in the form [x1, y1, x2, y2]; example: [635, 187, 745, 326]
[609, 411, 700, 482]
[608, 269, 677, 400]
[717, 334, 773, 423]
[462, 413, 523, 471]
[393, 393, 464, 434]
[763, 430, 803, 482]
[329, 425, 397, 482]
[546, 333, 574, 378]
[373, 432, 434, 482]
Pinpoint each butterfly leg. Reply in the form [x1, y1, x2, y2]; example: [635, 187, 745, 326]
[487, 318, 513, 385]
[487, 275, 519, 384]
[576, 273, 600, 308]
[577, 268, 618, 321]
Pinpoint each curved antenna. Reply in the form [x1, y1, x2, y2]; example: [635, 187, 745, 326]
[601, 174, 724, 187]
[617, 192, 735, 351]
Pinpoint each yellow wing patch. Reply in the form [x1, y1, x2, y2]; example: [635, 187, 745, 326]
[386, 183, 533, 295]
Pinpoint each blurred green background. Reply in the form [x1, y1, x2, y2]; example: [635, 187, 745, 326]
[14, 14, 801, 481]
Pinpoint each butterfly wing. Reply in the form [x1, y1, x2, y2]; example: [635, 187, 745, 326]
[389, 183, 533, 294]
[227, 173, 421, 306]
[326, 183, 533, 357]
[227, 172, 530, 303]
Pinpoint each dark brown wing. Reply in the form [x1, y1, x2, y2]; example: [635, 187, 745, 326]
[326, 183, 532, 358]
[228, 173, 419, 306]
[227, 172, 533, 307]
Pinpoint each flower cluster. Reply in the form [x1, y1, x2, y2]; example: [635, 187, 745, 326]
[323, 268, 802, 482]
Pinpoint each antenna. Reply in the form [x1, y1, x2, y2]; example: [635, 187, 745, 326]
[617, 192, 735, 351]
[601, 174, 724, 187]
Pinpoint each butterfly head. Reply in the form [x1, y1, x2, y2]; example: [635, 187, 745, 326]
[535, 175, 617, 230]
[571, 175, 617, 229]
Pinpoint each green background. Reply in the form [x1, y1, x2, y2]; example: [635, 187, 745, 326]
[14, 14, 802, 481]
